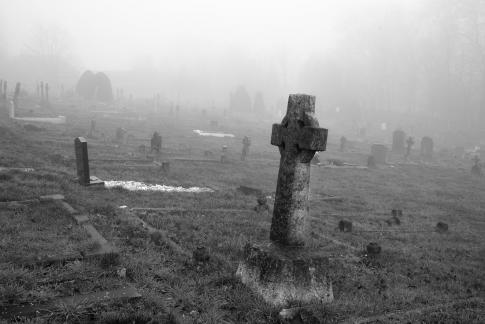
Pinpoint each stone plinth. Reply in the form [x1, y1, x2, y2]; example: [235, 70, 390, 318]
[236, 243, 333, 306]
[371, 144, 388, 164]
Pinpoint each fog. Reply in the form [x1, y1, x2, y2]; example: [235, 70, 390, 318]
[1, 0, 485, 141]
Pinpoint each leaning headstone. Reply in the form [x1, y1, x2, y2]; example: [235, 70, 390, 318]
[74, 137, 104, 186]
[392, 130, 406, 153]
[236, 94, 333, 306]
[371, 144, 388, 164]
[420, 136, 434, 159]
[241, 136, 251, 161]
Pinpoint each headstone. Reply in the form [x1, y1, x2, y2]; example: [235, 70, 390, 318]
[115, 127, 126, 143]
[2, 81, 6, 100]
[12, 82, 21, 110]
[338, 220, 352, 232]
[138, 145, 146, 153]
[74, 137, 104, 186]
[40, 81, 44, 101]
[241, 136, 251, 161]
[371, 144, 388, 164]
[340, 136, 347, 152]
[236, 94, 333, 306]
[254, 195, 270, 213]
[436, 222, 449, 233]
[0, 80, 3, 98]
[420, 136, 434, 159]
[367, 155, 376, 168]
[221, 145, 228, 163]
[471, 156, 482, 176]
[210, 120, 218, 127]
[392, 130, 406, 153]
[161, 161, 170, 173]
[89, 120, 96, 137]
[405, 137, 414, 159]
[45, 83, 49, 103]
[366, 242, 381, 255]
[150, 132, 162, 153]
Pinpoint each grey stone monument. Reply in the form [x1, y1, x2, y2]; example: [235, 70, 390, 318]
[371, 143, 388, 164]
[74, 137, 104, 186]
[392, 130, 406, 153]
[420, 136, 434, 159]
[236, 94, 333, 306]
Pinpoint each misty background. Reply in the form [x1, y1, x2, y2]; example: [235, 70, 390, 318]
[1, 0, 485, 145]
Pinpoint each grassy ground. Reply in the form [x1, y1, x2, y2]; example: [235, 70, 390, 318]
[0, 98, 484, 323]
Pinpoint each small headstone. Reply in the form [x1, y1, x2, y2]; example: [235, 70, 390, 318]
[471, 156, 482, 176]
[405, 137, 414, 159]
[221, 145, 228, 163]
[161, 161, 170, 173]
[254, 195, 270, 213]
[203, 150, 213, 157]
[138, 145, 146, 153]
[420, 136, 434, 159]
[115, 127, 126, 143]
[436, 222, 449, 233]
[150, 132, 162, 153]
[392, 130, 406, 153]
[340, 136, 347, 152]
[193, 246, 210, 263]
[241, 136, 251, 161]
[366, 242, 381, 255]
[367, 155, 376, 168]
[338, 220, 352, 232]
[371, 144, 388, 164]
[74, 137, 104, 186]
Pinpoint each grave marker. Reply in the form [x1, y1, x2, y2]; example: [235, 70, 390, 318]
[241, 136, 251, 160]
[420, 136, 434, 159]
[74, 137, 104, 186]
[340, 136, 347, 152]
[150, 132, 162, 153]
[405, 136, 414, 159]
[236, 94, 333, 306]
[392, 130, 406, 153]
[2, 81, 6, 100]
[371, 144, 388, 164]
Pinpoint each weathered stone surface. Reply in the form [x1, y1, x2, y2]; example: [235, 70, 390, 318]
[74, 137, 104, 186]
[371, 144, 388, 164]
[74, 137, 90, 185]
[420, 136, 434, 159]
[236, 243, 333, 306]
[392, 130, 406, 153]
[270, 94, 327, 246]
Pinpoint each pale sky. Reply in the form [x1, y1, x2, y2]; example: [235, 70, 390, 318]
[1, 0, 352, 70]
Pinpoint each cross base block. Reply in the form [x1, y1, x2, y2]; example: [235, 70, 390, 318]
[236, 243, 333, 306]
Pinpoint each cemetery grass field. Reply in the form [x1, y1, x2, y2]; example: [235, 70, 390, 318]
[0, 102, 484, 323]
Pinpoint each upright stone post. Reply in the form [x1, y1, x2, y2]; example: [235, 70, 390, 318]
[40, 81, 44, 102]
[237, 94, 333, 306]
[45, 83, 49, 103]
[3, 81, 7, 100]
[241, 136, 251, 161]
[13, 82, 21, 111]
[74, 137, 104, 186]
[392, 129, 406, 153]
